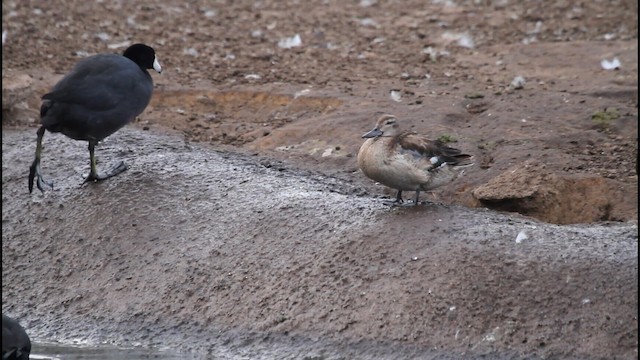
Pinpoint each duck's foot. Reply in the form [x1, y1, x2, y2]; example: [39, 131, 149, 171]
[391, 191, 427, 206]
[383, 198, 420, 208]
[392, 201, 420, 208]
[381, 190, 404, 206]
[83, 161, 128, 184]
[383, 199, 403, 207]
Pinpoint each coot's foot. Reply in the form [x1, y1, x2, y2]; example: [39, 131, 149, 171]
[28, 160, 54, 193]
[83, 161, 128, 183]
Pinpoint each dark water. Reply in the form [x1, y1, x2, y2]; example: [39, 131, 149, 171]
[31, 342, 194, 360]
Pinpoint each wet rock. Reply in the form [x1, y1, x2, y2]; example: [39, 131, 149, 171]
[2, 72, 33, 108]
[472, 159, 626, 224]
[2, 71, 37, 125]
[473, 160, 558, 200]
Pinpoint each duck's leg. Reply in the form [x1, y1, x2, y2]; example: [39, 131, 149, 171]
[382, 190, 404, 206]
[83, 141, 128, 183]
[28, 126, 54, 193]
[413, 190, 421, 205]
[383, 190, 404, 207]
[396, 190, 404, 203]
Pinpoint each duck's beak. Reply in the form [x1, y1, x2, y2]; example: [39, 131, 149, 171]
[362, 128, 383, 138]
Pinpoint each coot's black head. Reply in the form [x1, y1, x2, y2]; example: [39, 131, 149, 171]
[123, 43, 162, 73]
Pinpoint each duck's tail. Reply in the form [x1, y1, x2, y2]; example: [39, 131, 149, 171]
[433, 153, 473, 169]
[451, 153, 474, 167]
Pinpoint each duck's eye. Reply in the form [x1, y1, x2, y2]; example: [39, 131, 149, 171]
[385, 119, 396, 125]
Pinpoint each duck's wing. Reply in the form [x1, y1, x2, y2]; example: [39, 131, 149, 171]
[396, 131, 473, 168]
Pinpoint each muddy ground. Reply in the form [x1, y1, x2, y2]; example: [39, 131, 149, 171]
[2, 0, 638, 359]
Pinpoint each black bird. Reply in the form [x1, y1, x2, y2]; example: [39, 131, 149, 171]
[29, 43, 162, 193]
[2, 314, 31, 360]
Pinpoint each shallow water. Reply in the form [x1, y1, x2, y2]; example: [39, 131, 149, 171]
[31, 342, 192, 360]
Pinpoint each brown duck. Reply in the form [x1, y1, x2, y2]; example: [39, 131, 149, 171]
[357, 114, 473, 205]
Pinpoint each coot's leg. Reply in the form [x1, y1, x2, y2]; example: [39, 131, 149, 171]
[28, 126, 54, 193]
[84, 141, 128, 183]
